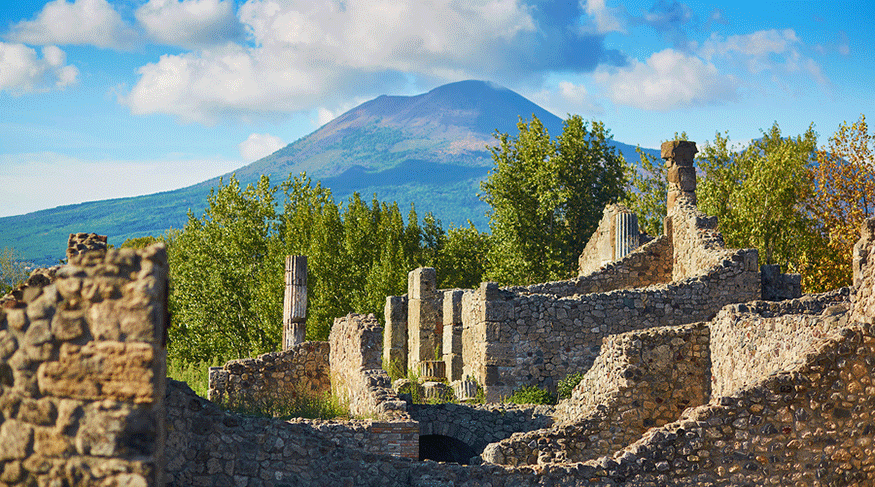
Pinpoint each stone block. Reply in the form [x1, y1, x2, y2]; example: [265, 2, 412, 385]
[667, 166, 697, 191]
[0, 420, 33, 460]
[443, 289, 465, 325]
[408, 267, 437, 300]
[660, 140, 698, 166]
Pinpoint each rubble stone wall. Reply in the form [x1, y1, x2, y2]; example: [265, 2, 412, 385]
[206, 341, 330, 405]
[328, 313, 408, 420]
[0, 244, 168, 487]
[463, 251, 759, 401]
[574, 321, 875, 486]
[710, 288, 853, 399]
[482, 322, 710, 466]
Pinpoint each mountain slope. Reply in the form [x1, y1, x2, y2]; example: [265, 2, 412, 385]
[0, 80, 657, 265]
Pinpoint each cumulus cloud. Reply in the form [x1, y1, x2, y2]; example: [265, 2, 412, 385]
[531, 81, 604, 117]
[0, 43, 79, 94]
[593, 48, 738, 111]
[640, 0, 694, 50]
[121, 0, 616, 123]
[239, 133, 285, 161]
[582, 0, 626, 34]
[135, 0, 244, 48]
[6, 0, 138, 49]
[700, 29, 829, 86]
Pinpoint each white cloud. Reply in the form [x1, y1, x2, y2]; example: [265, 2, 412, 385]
[135, 0, 244, 48]
[239, 133, 285, 161]
[699, 29, 829, 86]
[121, 0, 609, 123]
[582, 0, 626, 34]
[0, 43, 79, 94]
[594, 48, 738, 111]
[531, 81, 604, 117]
[0, 152, 243, 217]
[6, 0, 138, 49]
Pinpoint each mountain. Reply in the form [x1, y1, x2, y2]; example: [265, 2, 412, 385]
[0, 80, 657, 266]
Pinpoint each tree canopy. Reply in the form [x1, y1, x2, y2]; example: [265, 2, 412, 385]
[480, 115, 628, 285]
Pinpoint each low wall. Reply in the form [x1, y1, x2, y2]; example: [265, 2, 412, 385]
[710, 288, 853, 398]
[0, 245, 167, 487]
[329, 313, 408, 420]
[207, 341, 330, 405]
[482, 322, 710, 466]
[462, 249, 759, 401]
[574, 321, 875, 485]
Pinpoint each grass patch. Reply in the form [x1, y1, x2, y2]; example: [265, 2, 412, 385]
[167, 357, 216, 398]
[220, 389, 349, 420]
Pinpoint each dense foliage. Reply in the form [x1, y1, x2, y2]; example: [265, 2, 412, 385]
[480, 115, 628, 285]
[164, 173, 488, 364]
[697, 123, 819, 272]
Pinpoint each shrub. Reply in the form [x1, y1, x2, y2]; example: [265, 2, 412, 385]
[505, 385, 555, 405]
[557, 372, 585, 400]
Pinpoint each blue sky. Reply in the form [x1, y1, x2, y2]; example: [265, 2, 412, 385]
[1, 0, 872, 217]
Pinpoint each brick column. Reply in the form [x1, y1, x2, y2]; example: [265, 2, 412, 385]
[407, 267, 441, 373]
[662, 140, 698, 211]
[383, 295, 408, 374]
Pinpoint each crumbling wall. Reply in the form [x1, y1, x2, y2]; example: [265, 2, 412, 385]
[710, 288, 852, 398]
[574, 321, 875, 486]
[329, 313, 408, 420]
[206, 341, 330, 405]
[853, 217, 875, 323]
[463, 250, 758, 401]
[482, 322, 710, 466]
[0, 244, 167, 487]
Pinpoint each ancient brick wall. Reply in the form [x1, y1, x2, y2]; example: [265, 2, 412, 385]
[482, 322, 710, 466]
[328, 313, 408, 420]
[462, 251, 758, 401]
[0, 244, 167, 487]
[206, 341, 330, 406]
[710, 288, 852, 398]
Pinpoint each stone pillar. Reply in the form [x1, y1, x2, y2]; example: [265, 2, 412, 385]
[283, 255, 307, 349]
[612, 211, 640, 261]
[383, 295, 408, 374]
[442, 289, 465, 382]
[407, 267, 441, 373]
[662, 140, 698, 211]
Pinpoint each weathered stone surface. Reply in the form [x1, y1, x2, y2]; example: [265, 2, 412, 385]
[0, 420, 34, 460]
[37, 341, 155, 403]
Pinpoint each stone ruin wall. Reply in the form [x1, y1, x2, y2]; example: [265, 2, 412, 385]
[0, 241, 167, 487]
[481, 322, 711, 466]
[462, 248, 759, 402]
[710, 288, 852, 398]
[206, 341, 330, 406]
[328, 312, 409, 420]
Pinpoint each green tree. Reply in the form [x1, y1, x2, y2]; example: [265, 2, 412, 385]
[168, 174, 279, 364]
[1, 247, 29, 295]
[480, 115, 628, 284]
[436, 221, 490, 289]
[697, 123, 818, 272]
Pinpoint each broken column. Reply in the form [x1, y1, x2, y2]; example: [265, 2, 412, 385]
[282, 255, 307, 349]
[613, 210, 640, 261]
[443, 289, 465, 382]
[383, 295, 408, 374]
[662, 140, 698, 211]
[407, 267, 441, 373]
[66, 232, 108, 262]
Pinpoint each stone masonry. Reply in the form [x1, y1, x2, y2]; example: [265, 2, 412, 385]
[0, 242, 168, 487]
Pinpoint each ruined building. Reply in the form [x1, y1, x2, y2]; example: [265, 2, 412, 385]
[1, 141, 874, 486]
